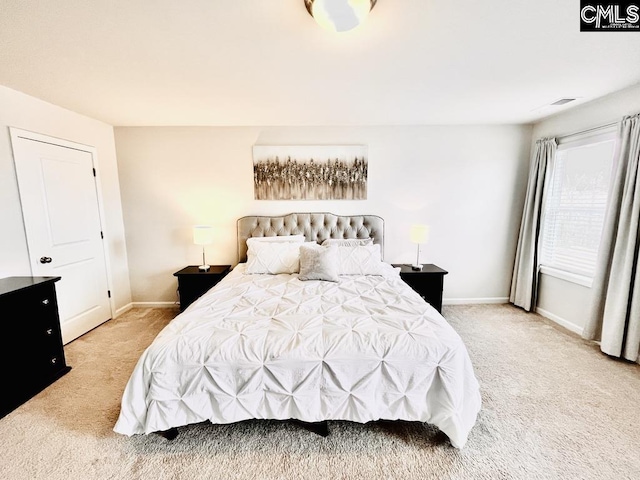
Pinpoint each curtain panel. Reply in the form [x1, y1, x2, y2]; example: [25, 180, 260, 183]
[584, 114, 640, 363]
[510, 138, 557, 311]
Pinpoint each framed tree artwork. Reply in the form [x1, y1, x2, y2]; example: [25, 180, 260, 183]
[253, 145, 368, 200]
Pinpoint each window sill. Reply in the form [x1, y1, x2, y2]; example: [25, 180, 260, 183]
[539, 266, 593, 288]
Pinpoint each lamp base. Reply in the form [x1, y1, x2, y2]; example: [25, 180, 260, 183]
[411, 263, 423, 271]
[198, 264, 210, 271]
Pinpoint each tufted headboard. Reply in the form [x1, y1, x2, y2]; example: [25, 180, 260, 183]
[237, 212, 384, 263]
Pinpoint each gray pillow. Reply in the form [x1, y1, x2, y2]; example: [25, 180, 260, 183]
[298, 244, 339, 282]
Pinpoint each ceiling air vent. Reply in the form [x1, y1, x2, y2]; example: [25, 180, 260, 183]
[550, 98, 576, 106]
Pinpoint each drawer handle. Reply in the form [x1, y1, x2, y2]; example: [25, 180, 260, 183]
[50, 357, 57, 365]
[42, 298, 50, 306]
[46, 328, 53, 336]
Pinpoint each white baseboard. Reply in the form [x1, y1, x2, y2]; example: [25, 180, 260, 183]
[535, 307, 584, 336]
[114, 303, 133, 318]
[444, 297, 509, 305]
[131, 301, 180, 309]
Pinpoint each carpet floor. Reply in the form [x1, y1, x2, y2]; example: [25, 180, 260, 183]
[1, 304, 639, 480]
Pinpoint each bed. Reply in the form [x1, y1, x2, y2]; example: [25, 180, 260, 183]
[114, 213, 481, 448]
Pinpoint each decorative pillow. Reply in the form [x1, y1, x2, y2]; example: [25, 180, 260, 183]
[245, 241, 302, 274]
[321, 238, 373, 247]
[298, 244, 339, 282]
[337, 244, 383, 275]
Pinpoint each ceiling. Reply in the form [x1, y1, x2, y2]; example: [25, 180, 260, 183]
[1, 0, 639, 127]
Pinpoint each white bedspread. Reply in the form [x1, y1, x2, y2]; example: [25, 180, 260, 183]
[114, 263, 481, 448]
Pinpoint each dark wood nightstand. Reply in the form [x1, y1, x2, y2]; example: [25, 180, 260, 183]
[173, 265, 231, 312]
[392, 264, 448, 313]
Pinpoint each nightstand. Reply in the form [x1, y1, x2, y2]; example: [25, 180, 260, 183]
[173, 265, 231, 312]
[392, 264, 448, 313]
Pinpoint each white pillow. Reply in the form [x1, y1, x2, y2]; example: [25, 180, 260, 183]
[298, 244, 339, 282]
[246, 241, 302, 274]
[321, 238, 373, 247]
[246, 234, 305, 248]
[337, 244, 383, 275]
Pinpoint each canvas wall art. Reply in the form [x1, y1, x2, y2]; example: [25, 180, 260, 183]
[253, 145, 368, 200]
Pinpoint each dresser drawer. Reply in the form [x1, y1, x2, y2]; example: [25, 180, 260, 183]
[0, 277, 71, 418]
[33, 349, 67, 377]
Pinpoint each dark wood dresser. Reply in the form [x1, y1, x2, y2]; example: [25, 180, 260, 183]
[0, 276, 71, 418]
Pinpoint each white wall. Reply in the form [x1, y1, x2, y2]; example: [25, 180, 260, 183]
[114, 125, 532, 305]
[531, 82, 640, 333]
[0, 85, 132, 314]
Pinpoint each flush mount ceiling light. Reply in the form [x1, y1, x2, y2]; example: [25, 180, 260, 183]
[550, 98, 577, 106]
[304, 0, 377, 32]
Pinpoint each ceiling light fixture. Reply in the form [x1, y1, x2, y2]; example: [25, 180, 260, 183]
[550, 98, 577, 106]
[304, 0, 377, 32]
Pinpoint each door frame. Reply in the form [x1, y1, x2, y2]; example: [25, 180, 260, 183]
[9, 127, 116, 322]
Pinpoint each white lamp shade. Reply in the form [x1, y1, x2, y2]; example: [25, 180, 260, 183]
[409, 224, 429, 244]
[310, 0, 374, 32]
[193, 225, 214, 245]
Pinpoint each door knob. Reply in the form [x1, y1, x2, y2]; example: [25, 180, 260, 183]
[39, 256, 52, 264]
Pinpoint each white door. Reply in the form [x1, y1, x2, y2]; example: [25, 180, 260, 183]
[10, 129, 112, 344]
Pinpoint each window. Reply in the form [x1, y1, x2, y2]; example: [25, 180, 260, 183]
[540, 130, 617, 282]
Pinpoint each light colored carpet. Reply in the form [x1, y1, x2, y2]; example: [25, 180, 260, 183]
[1, 304, 639, 480]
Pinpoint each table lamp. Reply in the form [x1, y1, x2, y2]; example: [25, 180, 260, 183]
[193, 225, 214, 271]
[410, 224, 429, 271]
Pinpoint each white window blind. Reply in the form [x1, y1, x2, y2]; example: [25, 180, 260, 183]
[540, 132, 617, 279]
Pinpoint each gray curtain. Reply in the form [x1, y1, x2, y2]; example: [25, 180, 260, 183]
[510, 138, 557, 311]
[583, 114, 640, 363]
